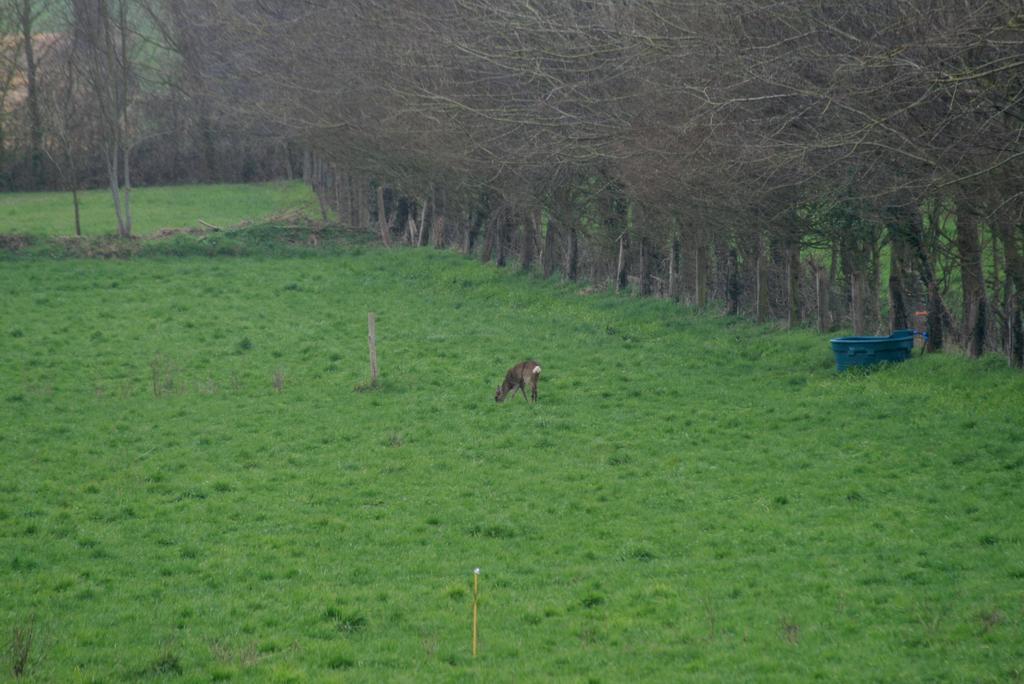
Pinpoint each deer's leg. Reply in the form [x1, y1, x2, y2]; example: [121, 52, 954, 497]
[518, 382, 529, 402]
[530, 378, 538, 402]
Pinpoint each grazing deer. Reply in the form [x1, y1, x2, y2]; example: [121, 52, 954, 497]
[495, 360, 542, 403]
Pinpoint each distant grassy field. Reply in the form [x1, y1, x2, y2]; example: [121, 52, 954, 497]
[2, 244, 1022, 681]
[0, 181, 318, 237]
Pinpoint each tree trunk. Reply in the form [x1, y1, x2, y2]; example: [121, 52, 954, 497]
[566, 227, 579, 281]
[283, 143, 294, 181]
[432, 187, 446, 249]
[695, 238, 708, 309]
[72, 187, 82, 237]
[480, 213, 496, 264]
[814, 261, 829, 333]
[464, 207, 483, 256]
[496, 207, 508, 267]
[956, 201, 987, 357]
[330, 164, 340, 217]
[1009, 302, 1024, 369]
[344, 173, 354, 227]
[887, 226, 911, 332]
[416, 199, 429, 246]
[461, 217, 472, 255]
[405, 199, 418, 244]
[786, 240, 800, 328]
[615, 233, 628, 293]
[20, 0, 45, 188]
[602, 178, 629, 287]
[633, 204, 653, 297]
[851, 269, 867, 335]
[887, 272, 908, 333]
[0, 120, 6, 188]
[905, 204, 945, 351]
[118, 0, 132, 238]
[376, 185, 391, 247]
[999, 221, 1024, 368]
[541, 213, 558, 278]
[360, 177, 372, 229]
[331, 164, 343, 219]
[926, 280, 944, 352]
[829, 244, 841, 325]
[359, 177, 371, 229]
[313, 157, 329, 222]
[106, 140, 127, 237]
[199, 110, 217, 182]
[638, 236, 653, 296]
[726, 247, 740, 315]
[76, 0, 131, 234]
[434, 215, 446, 249]
[866, 239, 882, 333]
[520, 208, 537, 272]
[668, 237, 681, 302]
[755, 239, 769, 324]
[991, 224, 1002, 350]
[121, 140, 133, 237]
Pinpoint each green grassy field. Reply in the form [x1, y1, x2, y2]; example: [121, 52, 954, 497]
[2, 242, 1023, 681]
[0, 182, 318, 237]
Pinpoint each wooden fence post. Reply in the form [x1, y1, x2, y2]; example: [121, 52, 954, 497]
[368, 312, 379, 386]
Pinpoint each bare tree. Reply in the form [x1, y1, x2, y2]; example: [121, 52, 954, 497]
[0, 7, 21, 187]
[69, 0, 136, 237]
[9, 0, 50, 187]
[38, 29, 87, 234]
[182, 0, 1024, 362]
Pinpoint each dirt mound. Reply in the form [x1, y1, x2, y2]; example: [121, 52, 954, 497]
[148, 226, 217, 240]
[0, 234, 35, 251]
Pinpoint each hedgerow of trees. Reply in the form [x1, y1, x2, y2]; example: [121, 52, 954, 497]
[3, 1, 1023, 366]
[0, 1, 295, 201]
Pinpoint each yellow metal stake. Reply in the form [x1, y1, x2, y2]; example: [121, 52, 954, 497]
[472, 568, 480, 657]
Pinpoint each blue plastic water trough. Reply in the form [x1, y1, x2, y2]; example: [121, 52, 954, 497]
[830, 329, 915, 372]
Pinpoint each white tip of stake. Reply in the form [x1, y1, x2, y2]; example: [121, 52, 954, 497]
[474, 568, 481, 574]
